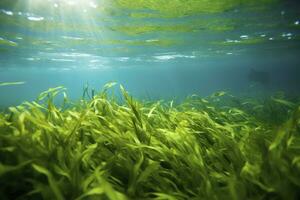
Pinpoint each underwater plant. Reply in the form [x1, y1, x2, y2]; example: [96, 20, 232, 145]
[0, 83, 299, 200]
[0, 81, 26, 87]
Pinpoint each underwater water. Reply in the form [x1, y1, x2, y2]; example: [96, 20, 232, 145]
[0, 0, 300, 105]
[0, 0, 300, 199]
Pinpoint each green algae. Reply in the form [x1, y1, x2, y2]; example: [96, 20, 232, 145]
[0, 0, 297, 54]
[0, 81, 25, 86]
[0, 84, 299, 199]
[114, 19, 234, 36]
[213, 37, 267, 46]
[114, 0, 279, 18]
[0, 37, 18, 47]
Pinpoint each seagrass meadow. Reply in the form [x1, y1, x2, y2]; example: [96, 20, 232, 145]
[1, 0, 300, 199]
[0, 83, 300, 200]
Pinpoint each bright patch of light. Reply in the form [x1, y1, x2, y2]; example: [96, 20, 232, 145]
[62, 36, 84, 40]
[116, 57, 130, 62]
[26, 57, 41, 61]
[294, 21, 299, 25]
[90, 59, 100, 63]
[66, 0, 76, 6]
[226, 39, 240, 43]
[0, 37, 18, 46]
[154, 55, 174, 60]
[240, 35, 249, 39]
[146, 39, 159, 42]
[282, 33, 292, 37]
[27, 16, 44, 21]
[58, 0, 98, 8]
[89, 1, 98, 8]
[1, 9, 14, 16]
[51, 58, 75, 62]
[154, 54, 195, 61]
[61, 52, 94, 58]
[20, 0, 109, 71]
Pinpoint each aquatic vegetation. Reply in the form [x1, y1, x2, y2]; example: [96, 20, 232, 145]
[0, 84, 299, 200]
[0, 81, 25, 86]
[213, 37, 267, 47]
[0, 37, 18, 47]
[0, 0, 298, 62]
[114, 0, 279, 18]
[115, 19, 235, 36]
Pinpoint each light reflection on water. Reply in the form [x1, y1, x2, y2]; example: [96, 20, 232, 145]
[0, 0, 299, 106]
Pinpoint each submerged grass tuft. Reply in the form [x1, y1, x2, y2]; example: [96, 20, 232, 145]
[0, 84, 300, 200]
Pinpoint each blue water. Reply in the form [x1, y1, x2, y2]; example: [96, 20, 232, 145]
[0, 0, 300, 107]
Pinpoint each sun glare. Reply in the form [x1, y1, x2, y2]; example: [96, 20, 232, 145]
[28, 0, 99, 10]
[22, 0, 106, 53]
[56, 0, 98, 9]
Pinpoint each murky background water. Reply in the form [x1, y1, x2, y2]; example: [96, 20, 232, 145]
[0, 0, 300, 107]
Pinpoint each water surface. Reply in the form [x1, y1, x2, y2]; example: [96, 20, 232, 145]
[0, 0, 300, 106]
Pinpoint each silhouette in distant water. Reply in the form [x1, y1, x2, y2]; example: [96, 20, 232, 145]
[248, 69, 270, 86]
